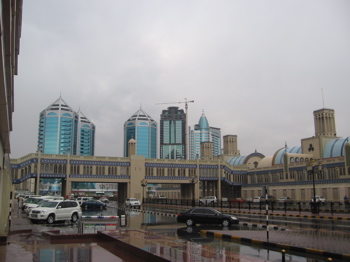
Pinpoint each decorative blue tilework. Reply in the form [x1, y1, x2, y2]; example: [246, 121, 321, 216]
[41, 159, 67, 165]
[12, 173, 37, 184]
[11, 158, 38, 169]
[145, 163, 197, 169]
[69, 174, 130, 179]
[70, 160, 130, 166]
[199, 164, 218, 169]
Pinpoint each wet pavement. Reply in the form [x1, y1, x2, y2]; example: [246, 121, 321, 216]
[2, 202, 350, 261]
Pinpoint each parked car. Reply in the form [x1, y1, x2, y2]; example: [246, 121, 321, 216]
[125, 198, 141, 208]
[278, 197, 294, 205]
[99, 197, 109, 203]
[76, 197, 93, 205]
[260, 195, 276, 203]
[22, 196, 45, 210]
[177, 207, 239, 227]
[24, 196, 64, 214]
[245, 197, 253, 203]
[253, 197, 261, 203]
[156, 195, 167, 199]
[29, 200, 82, 224]
[199, 196, 217, 205]
[81, 199, 107, 209]
[231, 198, 245, 204]
[311, 195, 326, 203]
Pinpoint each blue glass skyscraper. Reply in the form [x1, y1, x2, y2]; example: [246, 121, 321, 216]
[37, 97, 95, 155]
[189, 111, 221, 159]
[77, 110, 95, 156]
[124, 108, 157, 158]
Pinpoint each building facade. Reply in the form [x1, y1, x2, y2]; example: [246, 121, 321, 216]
[123, 108, 157, 158]
[0, 0, 23, 242]
[189, 111, 222, 160]
[37, 97, 95, 156]
[160, 107, 186, 159]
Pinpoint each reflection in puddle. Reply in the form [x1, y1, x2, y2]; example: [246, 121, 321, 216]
[34, 243, 120, 262]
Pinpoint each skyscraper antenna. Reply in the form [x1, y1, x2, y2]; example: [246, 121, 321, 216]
[321, 88, 325, 108]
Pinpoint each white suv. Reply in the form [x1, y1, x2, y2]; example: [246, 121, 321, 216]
[29, 200, 82, 224]
[125, 198, 141, 208]
[24, 196, 64, 214]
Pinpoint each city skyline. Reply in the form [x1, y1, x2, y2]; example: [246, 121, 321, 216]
[10, 1, 350, 159]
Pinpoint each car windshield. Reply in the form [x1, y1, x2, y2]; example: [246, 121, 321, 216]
[25, 198, 40, 203]
[129, 198, 138, 201]
[39, 201, 59, 208]
[38, 200, 49, 206]
[32, 198, 45, 204]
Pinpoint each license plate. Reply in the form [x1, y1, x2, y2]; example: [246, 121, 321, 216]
[31, 214, 37, 218]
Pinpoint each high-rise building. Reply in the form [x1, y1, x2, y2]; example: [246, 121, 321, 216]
[124, 108, 157, 158]
[189, 111, 222, 159]
[77, 110, 95, 156]
[37, 97, 95, 155]
[160, 107, 186, 159]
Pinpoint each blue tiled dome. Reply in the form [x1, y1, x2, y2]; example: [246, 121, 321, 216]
[227, 155, 246, 166]
[323, 137, 350, 158]
[273, 146, 301, 165]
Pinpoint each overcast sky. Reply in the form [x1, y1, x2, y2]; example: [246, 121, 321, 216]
[10, 0, 350, 159]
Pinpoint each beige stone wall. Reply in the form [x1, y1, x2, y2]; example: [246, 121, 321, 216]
[128, 155, 146, 200]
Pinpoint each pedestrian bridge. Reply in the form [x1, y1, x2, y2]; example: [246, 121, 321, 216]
[11, 153, 247, 203]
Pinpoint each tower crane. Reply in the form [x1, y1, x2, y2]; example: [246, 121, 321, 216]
[156, 98, 194, 115]
[156, 98, 194, 160]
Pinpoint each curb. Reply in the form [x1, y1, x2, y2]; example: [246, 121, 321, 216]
[200, 230, 350, 260]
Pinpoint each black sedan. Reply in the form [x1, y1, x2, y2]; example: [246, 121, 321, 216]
[177, 207, 239, 227]
[81, 199, 107, 209]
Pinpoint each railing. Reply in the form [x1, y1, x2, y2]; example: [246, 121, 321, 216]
[143, 198, 350, 214]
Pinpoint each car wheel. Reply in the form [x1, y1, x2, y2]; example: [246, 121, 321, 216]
[222, 219, 230, 227]
[186, 219, 195, 226]
[46, 214, 55, 224]
[71, 213, 78, 223]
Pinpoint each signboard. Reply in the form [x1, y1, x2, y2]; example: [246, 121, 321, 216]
[79, 216, 119, 234]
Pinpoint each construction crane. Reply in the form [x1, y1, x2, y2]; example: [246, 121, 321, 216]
[156, 98, 194, 115]
[156, 98, 194, 160]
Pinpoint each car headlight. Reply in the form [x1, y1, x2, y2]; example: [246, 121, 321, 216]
[231, 216, 237, 220]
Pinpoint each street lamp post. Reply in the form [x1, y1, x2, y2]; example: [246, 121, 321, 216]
[189, 175, 198, 207]
[306, 161, 322, 214]
[141, 179, 147, 204]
